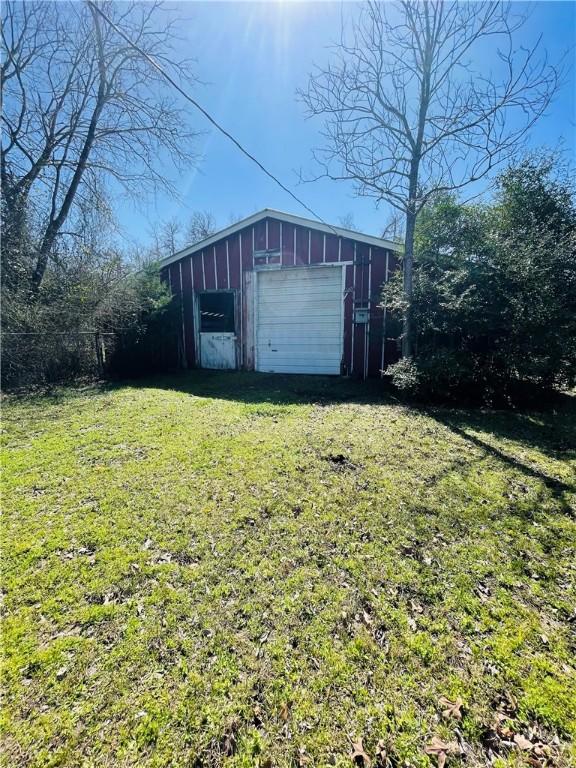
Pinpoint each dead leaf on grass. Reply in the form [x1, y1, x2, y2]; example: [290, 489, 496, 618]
[514, 733, 533, 751]
[297, 746, 310, 766]
[482, 660, 499, 676]
[279, 701, 290, 722]
[351, 736, 371, 767]
[425, 737, 459, 768]
[374, 739, 390, 766]
[438, 695, 464, 720]
[362, 610, 373, 626]
[501, 691, 518, 714]
[410, 599, 423, 614]
[253, 704, 263, 727]
[475, 582, 491, 602]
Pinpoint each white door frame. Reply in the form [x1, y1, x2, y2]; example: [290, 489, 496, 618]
[194, 289, 239, 370]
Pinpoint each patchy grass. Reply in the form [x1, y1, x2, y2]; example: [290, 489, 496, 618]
[1, 372, 575, 768]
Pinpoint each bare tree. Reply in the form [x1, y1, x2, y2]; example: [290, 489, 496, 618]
[381, 211, 404, 242]
[338, 212, 356, 230]
[145, 210, 216, 263]
[1, 0, 200, 292]
[156, 217, 183, 257]
[186, 210, 217, 245]
[300, 1, 561, 356]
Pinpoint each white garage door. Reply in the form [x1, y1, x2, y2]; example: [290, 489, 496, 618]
[256, 266, 343, 374]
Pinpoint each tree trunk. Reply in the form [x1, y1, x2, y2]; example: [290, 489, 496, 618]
[402, 153, 420, 359]
[30, 3, 107, 293]
[402, 206, 417, 358]
[401, 16, 431, 360]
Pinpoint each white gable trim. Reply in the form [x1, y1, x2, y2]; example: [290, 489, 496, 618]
[159, 208, 402, 268]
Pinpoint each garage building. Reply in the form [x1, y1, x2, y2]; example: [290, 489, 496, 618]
[159, 209, 402, 378]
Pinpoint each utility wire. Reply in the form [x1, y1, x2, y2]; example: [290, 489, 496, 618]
[86, 1, 338, 235]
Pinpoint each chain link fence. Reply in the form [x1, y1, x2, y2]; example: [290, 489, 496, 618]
[1, 326, 180, 389]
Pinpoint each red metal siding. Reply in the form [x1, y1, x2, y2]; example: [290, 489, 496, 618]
[168, 263, 179, 294]
[281, 222, 296, 266]
[343, 262, 354, 375]
[310, 230, 323, 264]
[214, 242, 228, 290]
[203, 248, 216, 290]
[161, 216, 398, 377]
[254, 220, 266, 251]
[295, 226, 308, 266]
[192, 251, 203, 292]
[240, 227, 253, 273]
[228, 234, 241, 289]
[267, 218, 281, 251]
[352, 243, 369, 378]
[325, 233, 339, 263]
[181, 257, 195, 365]
[340, 239, 355, 374]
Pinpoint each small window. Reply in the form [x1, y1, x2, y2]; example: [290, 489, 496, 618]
[199, 292, 235, 333]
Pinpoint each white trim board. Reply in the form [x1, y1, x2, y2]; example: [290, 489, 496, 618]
[159, 208, 402, 268]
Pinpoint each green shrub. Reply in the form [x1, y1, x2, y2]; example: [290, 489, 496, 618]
[104, 265, 181, 378]
[386, 157, 576, 404]
[387, 359, 421, 397]
[388, 351, 487, 402]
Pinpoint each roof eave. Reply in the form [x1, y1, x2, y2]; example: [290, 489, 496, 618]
[158, 208, 402, 268]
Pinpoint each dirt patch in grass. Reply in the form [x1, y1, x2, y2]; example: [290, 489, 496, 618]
[2, 371, 575, 767]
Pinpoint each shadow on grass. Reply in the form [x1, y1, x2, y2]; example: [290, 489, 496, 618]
[11, 369, 575, 498]
[429, 410, 575, 506]
[132, 369, 394, 407]
[157, 371, 575, 500]
[144, 370, 575, 440]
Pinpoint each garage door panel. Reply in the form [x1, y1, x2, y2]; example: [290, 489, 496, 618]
[258, 306, 342, 315]
[256, 266, 343, 375]
[259, 333, 341, 345]
[261, 270, 337, 282]
[258, 318, 341, 330]
[258, 296, 341, 308]
[262, 330, 342, 339]
[260, 344, 342, 354]
[258, 357, 341, 374]
[258, 284, 341, 294]
[260, 322, 340, 338]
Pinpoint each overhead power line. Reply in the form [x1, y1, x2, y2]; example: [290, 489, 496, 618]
[86, 1, 338, 235]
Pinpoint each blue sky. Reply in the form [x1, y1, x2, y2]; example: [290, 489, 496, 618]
[119, 1, 575, 247]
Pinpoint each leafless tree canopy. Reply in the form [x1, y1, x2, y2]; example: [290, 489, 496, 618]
[1, 0, 200, 289]
[147, 210, 217, 261]
[301, 1, 559, 215]
[337, 212, 356, 230]
[300, 1, 561, 355]
[186, 210, 217, 245]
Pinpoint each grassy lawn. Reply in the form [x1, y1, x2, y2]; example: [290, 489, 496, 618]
[1, 372, 575, 768]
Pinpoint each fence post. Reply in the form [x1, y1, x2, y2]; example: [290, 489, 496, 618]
[95, 331, 104, 374]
